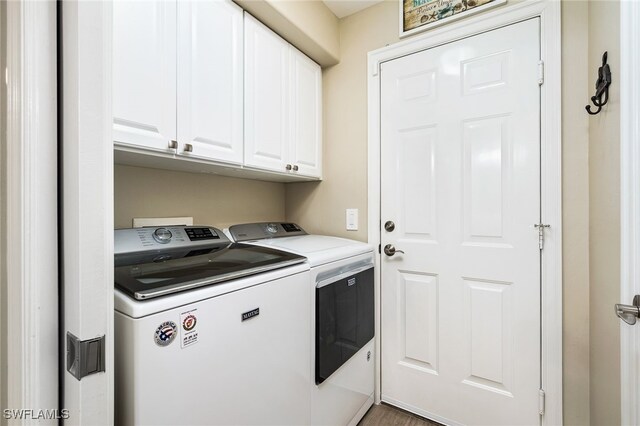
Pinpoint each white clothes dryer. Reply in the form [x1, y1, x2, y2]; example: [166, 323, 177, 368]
[229, 222, 376, 426]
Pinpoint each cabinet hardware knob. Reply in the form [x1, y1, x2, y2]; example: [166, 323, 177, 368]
[286, 164, 292, 171]
[292, 165, 299, 171]
[168, 140, 178, 149]
[184, 143, 193, 153]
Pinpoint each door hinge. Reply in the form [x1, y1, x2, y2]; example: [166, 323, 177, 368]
[538, 60, 545, 86]
[372, 61, 380, 77]
[534, 223, 550, 250]
[66, 332, 106, 381]
[538, 389, 546, 415]
[378, 244, 381, 254]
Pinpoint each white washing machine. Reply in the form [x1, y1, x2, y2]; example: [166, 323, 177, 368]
[229, 222, 375, 426]
[114, 225, 313, 425]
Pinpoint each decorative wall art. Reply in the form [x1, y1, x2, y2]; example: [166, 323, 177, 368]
[400, 0, 507, 38]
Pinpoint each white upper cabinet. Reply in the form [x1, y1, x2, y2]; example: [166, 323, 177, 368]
[113, 0, 177, 153]
[289, 47, 322, 178]
[113, 4, 322, 181]
[244, 13, 322, 178]
[177, 1, 244, 164]
[244, 13, 290, 173]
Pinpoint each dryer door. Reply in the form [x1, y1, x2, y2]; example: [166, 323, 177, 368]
[316, 266, 374, 384]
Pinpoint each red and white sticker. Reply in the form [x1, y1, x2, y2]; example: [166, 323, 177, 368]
[179, 309, 199, 349]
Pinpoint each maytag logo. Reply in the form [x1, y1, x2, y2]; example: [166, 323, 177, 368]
[348, 277, 357, 286]
[242, 308, 260, 321]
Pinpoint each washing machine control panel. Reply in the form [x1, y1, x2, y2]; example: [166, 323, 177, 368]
[115, 226, 226, 255]
[184, 227, 218, 241]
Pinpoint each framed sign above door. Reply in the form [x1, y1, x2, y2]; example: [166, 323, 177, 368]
[400, 0, 507, 38]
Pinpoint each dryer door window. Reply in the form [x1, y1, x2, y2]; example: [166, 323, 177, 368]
[316, 266, 374, 384]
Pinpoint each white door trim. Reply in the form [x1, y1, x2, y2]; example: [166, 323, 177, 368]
[619, 1, 640, 424]
[61, 1, 114, 423]
[3, 0, 59, 419]
[367, 1, 562, 425]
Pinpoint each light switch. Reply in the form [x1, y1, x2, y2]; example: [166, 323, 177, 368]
[346, 209, 358, 231]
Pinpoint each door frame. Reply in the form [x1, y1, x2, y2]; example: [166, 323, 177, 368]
[2, 1, 114, 422]
[2, 0, 59, 419]
[61, 1, 114, 423]
[367, 1, 562, 424]
[619, 1, 640, 424]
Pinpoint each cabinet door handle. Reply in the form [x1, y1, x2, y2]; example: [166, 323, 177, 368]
[292, 165, 299, 171]
[184, 143, 193, 153]
[286, 164, 292, 171]
[168, 140, 178, 149]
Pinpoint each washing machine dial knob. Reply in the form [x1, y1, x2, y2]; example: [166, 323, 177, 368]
[152, 228, 173, 244]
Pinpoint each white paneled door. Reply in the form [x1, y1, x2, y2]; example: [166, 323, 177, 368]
[380, 19, 541, 425]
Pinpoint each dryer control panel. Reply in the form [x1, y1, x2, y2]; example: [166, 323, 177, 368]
[230, 222, 307, 242]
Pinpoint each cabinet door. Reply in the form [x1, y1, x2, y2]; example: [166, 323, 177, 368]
[289, 47, 322, 178]
[177, 0, 243, 164]
[113, 0, 177, 153]
[244, 13, 290, 173]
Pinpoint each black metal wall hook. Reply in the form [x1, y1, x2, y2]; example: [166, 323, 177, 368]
[586, 51, 612, 115]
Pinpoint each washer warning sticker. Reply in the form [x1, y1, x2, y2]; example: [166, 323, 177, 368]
[180, 309, 199, 348]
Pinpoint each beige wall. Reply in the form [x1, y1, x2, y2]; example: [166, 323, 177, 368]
[287, 0, 599, 423]
[588, 1, 621, 425]
[114, 165, 286, 230]
[562, 2, 591, 425]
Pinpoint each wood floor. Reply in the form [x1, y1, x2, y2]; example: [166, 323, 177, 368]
[358, 403, 441, 426]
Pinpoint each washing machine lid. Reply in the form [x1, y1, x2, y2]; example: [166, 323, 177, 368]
[115, 243, 306, 300]
[114, 226, 306, 300]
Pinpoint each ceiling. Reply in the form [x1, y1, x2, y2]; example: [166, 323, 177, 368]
[322, 0, 385, 19]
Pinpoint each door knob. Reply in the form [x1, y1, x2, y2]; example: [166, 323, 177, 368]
[383, 244, 404, 257]
[615, 295, 640, 325]
[384, 221, 395, 232]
